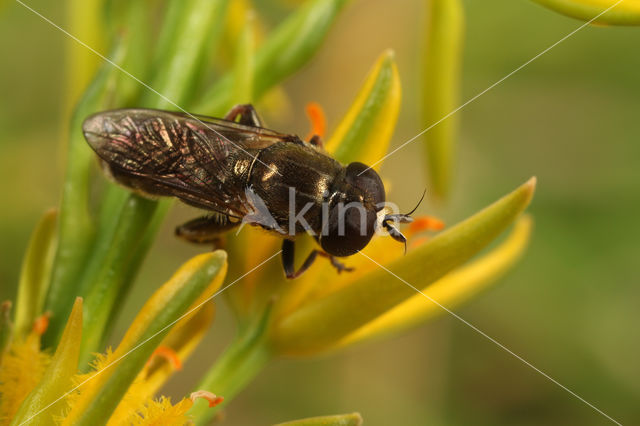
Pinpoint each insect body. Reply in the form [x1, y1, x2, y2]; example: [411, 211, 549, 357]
[82, 105, 413, 278]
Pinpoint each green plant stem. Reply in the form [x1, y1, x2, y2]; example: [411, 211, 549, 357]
[191, 337, 272, 425]
[423, 0, 464, 200]
[190, 304, 274, 425]
[195, 0, 348, 116]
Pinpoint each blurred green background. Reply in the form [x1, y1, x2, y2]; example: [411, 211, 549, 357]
[1, 0, 639, 424]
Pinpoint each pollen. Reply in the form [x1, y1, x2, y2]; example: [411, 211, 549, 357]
[0, 333, 51, 421]
[129, 396, 195, 425]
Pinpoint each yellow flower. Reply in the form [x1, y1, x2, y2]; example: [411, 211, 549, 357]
[2, 252, 227, 425]
[0, 325, 51, 423]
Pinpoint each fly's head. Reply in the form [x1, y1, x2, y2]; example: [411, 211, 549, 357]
[319, 162, 386, 257]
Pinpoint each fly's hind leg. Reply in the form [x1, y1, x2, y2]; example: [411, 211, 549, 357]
[281, 239, 354, 279]
[176, 213, 239, 249]
[224, 104, 264, 127]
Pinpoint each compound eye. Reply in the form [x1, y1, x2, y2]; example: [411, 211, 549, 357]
[345, 162, 385, 208]
[320, 203, 376, 257]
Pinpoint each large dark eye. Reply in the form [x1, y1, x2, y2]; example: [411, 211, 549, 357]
[320, 202, 376, 257]
[345, 162, 385, 209]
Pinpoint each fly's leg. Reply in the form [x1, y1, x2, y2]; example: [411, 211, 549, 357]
[224, 104, 264, 127]
[176, 213, 238, 248]
[281, 239, 354, 279]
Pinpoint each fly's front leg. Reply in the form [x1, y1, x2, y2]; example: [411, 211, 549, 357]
[176, 213, 238, 248]
[224, 104, 264, 127]
[281, 239, 354, 279]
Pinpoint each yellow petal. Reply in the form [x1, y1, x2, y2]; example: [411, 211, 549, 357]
[225, 228, 283, 319]
[273, 235, 401, 322]
[531, 0, 640, 25]
[105, 300, 215, 425]
[11, 298, 83, 425]
[325, 49, 401, 169]
[272, 178, 535, 355]
[338, 215, 532, 348]
[138, 302, 215, 398]
[118, 252, 226, 351]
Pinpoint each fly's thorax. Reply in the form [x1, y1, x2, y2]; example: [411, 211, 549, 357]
[247, 142, 343, 235]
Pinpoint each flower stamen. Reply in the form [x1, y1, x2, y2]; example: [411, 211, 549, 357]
[190, 390, 224, 408]
[305, 101, 327, 141]
[32, 312, 51, 336]
[147, 345, 183, 370]
[408, 216, 445, 235]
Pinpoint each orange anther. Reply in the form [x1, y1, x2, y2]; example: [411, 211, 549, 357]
[147, 345, 183, 370]
[409, 216, 445, 234]
[32, 312, 51, 336]
[190, 390, 224, 408]
[305, 101, 326, 141]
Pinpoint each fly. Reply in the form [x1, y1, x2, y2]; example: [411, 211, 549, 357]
[82, 104, 417, 279]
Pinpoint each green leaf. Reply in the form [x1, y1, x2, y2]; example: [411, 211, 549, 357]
[14, 209, 57, 339]
[105, 0, 154, 106]
[531, 0, 640, 26]
[196, 0, 349, 115]
[11, 298, 83, 426]
[65, 252, 227, 425]
[142, 0, 230, 108]
[77, 195, 158, 366]
[272, 178, 536, 355]
[422, 0, 464, 199]
[230, 9, 256, 107]
[64, 0, 106, 112]
[43, 40, 129, 348]
[274, 412, 363, 426]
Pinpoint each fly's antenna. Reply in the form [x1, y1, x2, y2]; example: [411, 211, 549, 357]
[405, 188, 426, 216]
[382, 189, 426, 254]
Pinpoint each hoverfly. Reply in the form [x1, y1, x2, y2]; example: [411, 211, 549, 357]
[82, 104, 415, 278]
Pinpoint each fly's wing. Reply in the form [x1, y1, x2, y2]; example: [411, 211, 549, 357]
[82, 109, 294, 218]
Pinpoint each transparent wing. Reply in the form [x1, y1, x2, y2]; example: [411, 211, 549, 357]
[83, 109, 298, 217]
